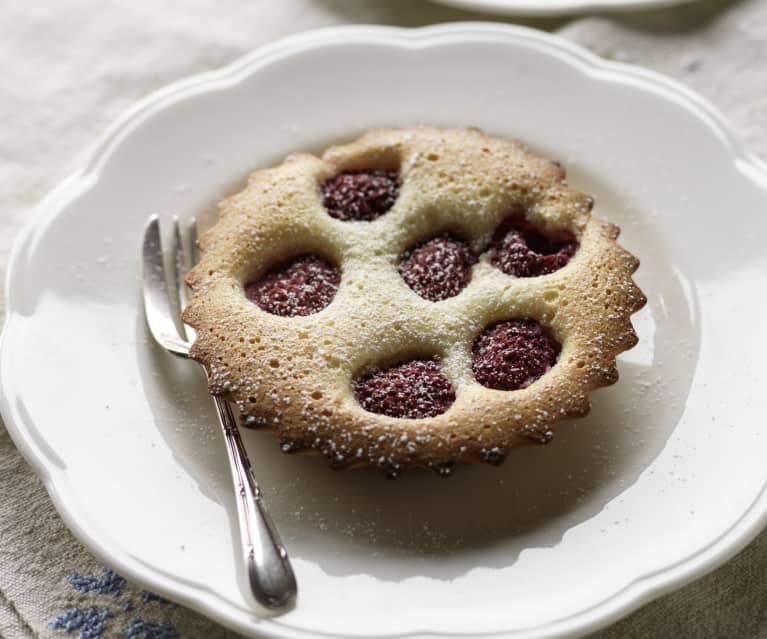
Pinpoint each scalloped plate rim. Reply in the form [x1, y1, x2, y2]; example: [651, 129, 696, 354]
[2, 22, 767, 639]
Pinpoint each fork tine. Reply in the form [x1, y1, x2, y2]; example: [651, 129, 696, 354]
[141, 215, 189, 358]
[189, 217, 199, 269]
[176, 217, 197, 342]
[172, 216, 188, 324]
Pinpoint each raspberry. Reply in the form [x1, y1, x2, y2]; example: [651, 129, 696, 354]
[399, 235, 476, 301]
[472, 319, 560, 390]
[355, 359, 455, 419]
[321, 170, 399, 221]
[245, 254, 340, 316]
[490, 214, 577, 277]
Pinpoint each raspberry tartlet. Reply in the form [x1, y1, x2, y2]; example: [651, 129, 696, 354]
[182, 127, 646, 477]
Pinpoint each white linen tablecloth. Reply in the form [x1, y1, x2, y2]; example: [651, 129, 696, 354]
[2, 1, 766, 637]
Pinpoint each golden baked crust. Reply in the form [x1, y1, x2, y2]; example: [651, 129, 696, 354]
[182, 127, 646, 476]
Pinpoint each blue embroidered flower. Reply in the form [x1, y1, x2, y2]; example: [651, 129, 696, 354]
[125, 617, 180, 639]
[67, 568, 125, 597]
[50, 607, 111, 639]
[49, 567, 179, 639]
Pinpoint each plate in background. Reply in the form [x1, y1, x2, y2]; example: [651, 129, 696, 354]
[431, 0, 698, 16]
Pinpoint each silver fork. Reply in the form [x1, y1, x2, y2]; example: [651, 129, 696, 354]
[141, 214, 297, 611]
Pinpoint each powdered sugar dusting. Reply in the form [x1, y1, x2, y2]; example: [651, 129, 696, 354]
[321, 170, 399, 221]
[490, 213, 578, 277]
[398, 234, 476, 301]
[354, 360, 455, 419]
[473, 319, 561, 391]
[244, 254, 340, 316]
[182, 127, 646, 474]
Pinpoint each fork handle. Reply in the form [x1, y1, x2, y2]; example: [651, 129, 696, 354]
[213, 395, 297, 610]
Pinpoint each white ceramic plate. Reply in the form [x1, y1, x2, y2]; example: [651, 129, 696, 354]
[3, 23, 767, 639]
[431, 0, 697, 17]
